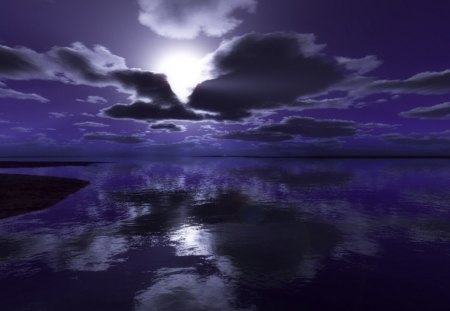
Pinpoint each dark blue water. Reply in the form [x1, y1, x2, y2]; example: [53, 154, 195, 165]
[1, 158, 450, 310]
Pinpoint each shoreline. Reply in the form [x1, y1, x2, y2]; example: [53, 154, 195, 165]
[0, 173, 89, 220]
[0, 161, 102, 168]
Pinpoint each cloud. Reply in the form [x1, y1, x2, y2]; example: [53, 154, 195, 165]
[110, 70, 179, 104]
[150, 123, 185, 132]
[49, 112, 67, 119]
[259, 117, 357, 138]
[102, 101, 204, 121]
[137, 0, 257, 39]
[371, 70, 450, 94]
[383, 131, 450, 146]
[336, 55, 383, 75]
[0, 45, 40, 77]
[76, 95, 107, 104]
[220, 130, 293, 142]
[295, 97, 353, 111]
[30, 133, 56, 146]
[219, 117, 357, 142]
[0, 43, 178, 106]
[0, 38, 379, 124]
[12, 127, 33, 133]
[83, 132, 146, 144]
[400, 102, 450, 119]
[51, 45, 178, 104]
[360, 122, 399, 130]
[49, 43, 121, 83]
[0, 42, 127, 83]
[74, 121, 110, 128]
[0, 86, 49, 103]
[188, 33, 347, 120]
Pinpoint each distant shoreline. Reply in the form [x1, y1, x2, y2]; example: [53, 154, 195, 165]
[193, 155, 450, 159]
[0, 156, 449, 161]
[0, 161, 102, 168]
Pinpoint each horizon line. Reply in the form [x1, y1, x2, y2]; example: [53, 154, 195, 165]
[0, 155, 450, 160]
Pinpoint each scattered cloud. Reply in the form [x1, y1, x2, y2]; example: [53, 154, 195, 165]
[336, 55, 383, 75]
[0, 85, 49, 103]
[150, 123, 185, 132]
[74, 121, 110, 128]
[371, 70, 450, 95]
[83, 132, 146, 144]
[295, 97, 353, 111]
[220, 130, 293, 142]
[31, 133, 56, 146]
[383, 131, 450, 146]
[12, 127, 33, 133]
[76, 95, 107, 104]
[360, 122, 399, 130]
[102, 101, 204, 121]
[2, 35, 450, 156]
[49, 112, 67, 119]
[259, 117, 357, 138]
[220, 117, 357, 142]
[137, 0, 257, 39]
[400, 102, 450, 119]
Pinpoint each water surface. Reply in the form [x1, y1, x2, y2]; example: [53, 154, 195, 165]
[1, 158, 450, 310]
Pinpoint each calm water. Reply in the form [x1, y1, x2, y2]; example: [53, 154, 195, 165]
[1, 158, 450, 310]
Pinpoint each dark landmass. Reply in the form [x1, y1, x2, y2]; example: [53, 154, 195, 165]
[0, 161, 101, 168]
[0, 174, 89, 219]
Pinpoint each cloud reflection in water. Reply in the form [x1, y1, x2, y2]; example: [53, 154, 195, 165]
[1, 158, 450, 310]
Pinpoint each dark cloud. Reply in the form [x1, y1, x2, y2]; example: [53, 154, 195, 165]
[400, 102, 450, 119]
[219, 117, 357, 142]
[0, 45, 39, 76]
[110, 69, 179, 104]
[220, 131, 293, 142]
[102, 101, 203, 121]
[371, 70, 450, 94]
[0, 43, 182, 111]
[259, 117, 357, 138]
[189, 33, 346, 120]
[0, 38, 382, 124]
[295, 97, 353, 111]
[50, 46, 109, 83]
[49, 46, 179, 104]
[137, 0, 257, 39]
[383, 131, 450, 146]
[83, 132, 146, 144]
[0, 42, 127, 84]
[150, 123, 185, 132]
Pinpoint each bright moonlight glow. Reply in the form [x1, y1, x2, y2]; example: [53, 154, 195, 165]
[154, 50, 209, 102]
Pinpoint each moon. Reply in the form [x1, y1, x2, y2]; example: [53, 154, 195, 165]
[154, 50, 209, 102]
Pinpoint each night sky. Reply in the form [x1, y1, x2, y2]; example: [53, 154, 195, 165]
[1, 0, 449, 157]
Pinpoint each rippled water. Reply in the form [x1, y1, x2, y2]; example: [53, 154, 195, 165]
[1, 158, 450, 310]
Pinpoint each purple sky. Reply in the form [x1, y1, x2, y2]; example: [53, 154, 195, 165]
[0, 0, 449, 156]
